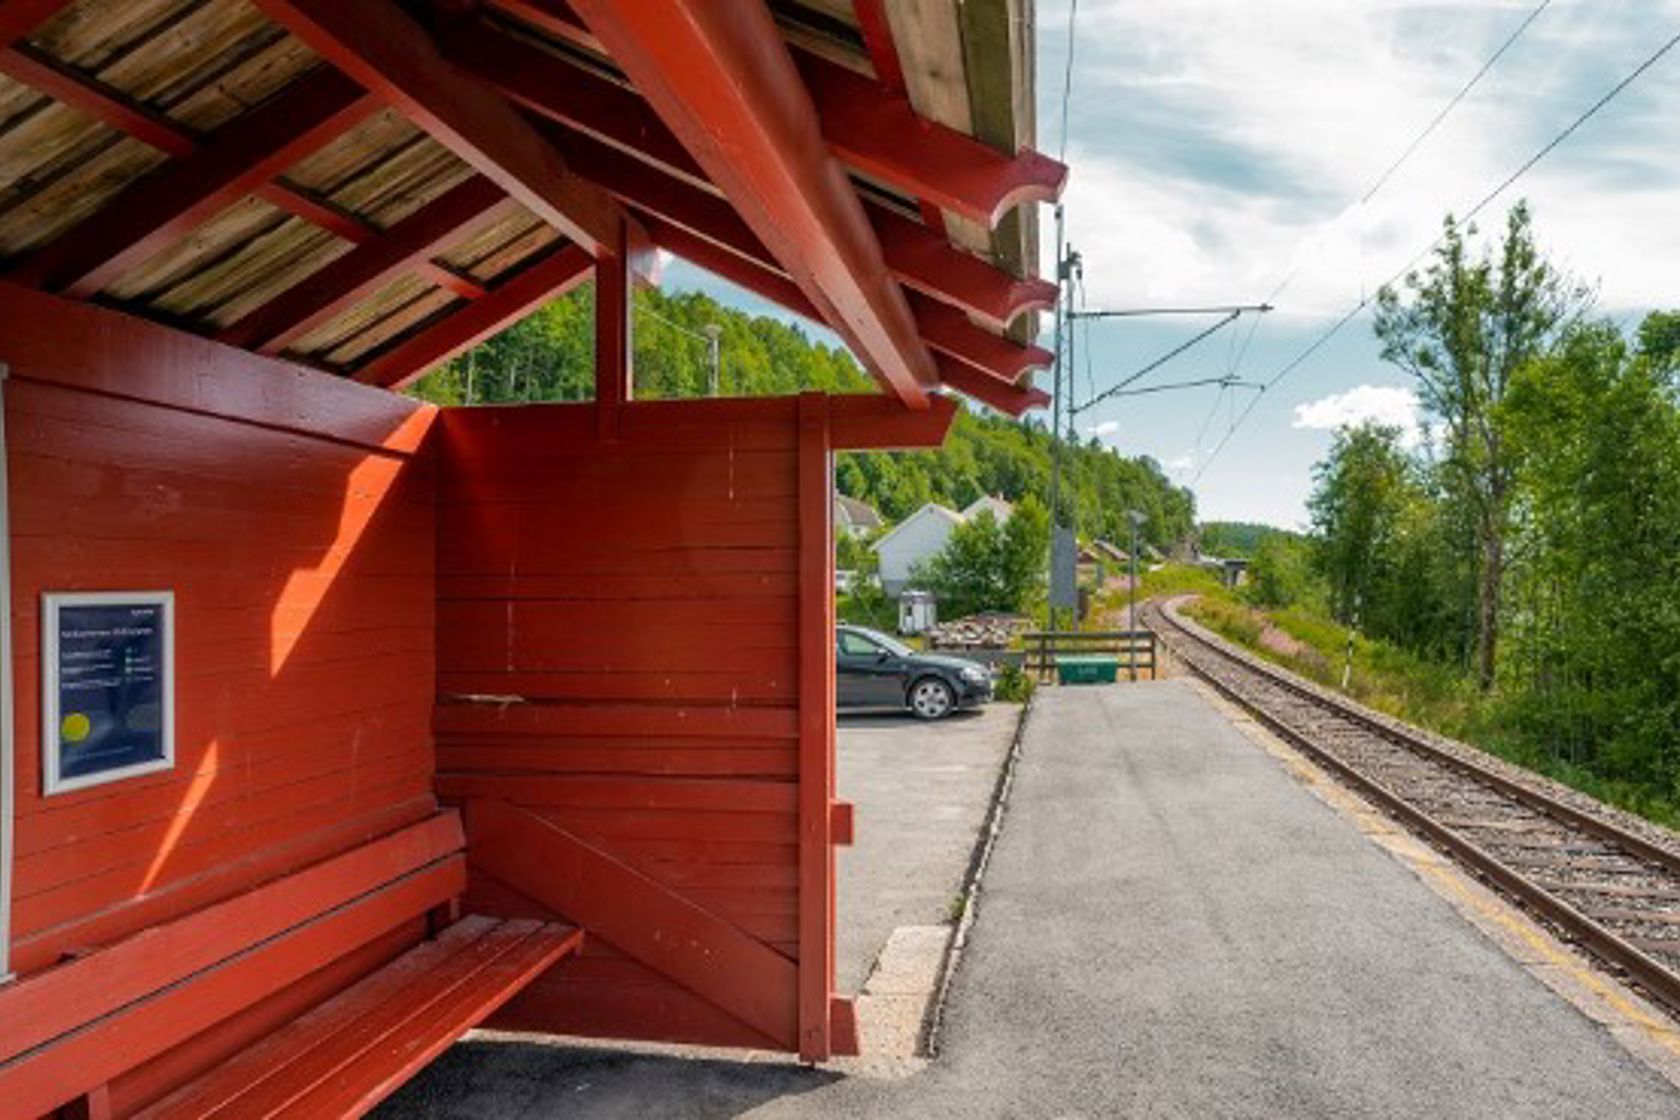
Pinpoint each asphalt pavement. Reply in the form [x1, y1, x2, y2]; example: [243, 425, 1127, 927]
[382, 682, 1680, 1118]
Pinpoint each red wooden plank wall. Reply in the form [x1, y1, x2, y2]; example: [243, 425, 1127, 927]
[434, 396, 840, 1053]
[1, 286, 441, 1025]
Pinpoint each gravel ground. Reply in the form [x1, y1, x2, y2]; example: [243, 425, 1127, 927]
[1160, 595, 1680, 866]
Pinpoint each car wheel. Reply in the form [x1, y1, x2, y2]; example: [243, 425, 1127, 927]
[909, 676, 955, 720]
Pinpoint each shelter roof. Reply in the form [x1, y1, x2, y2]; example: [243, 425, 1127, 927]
[0, 0, 1061, 415]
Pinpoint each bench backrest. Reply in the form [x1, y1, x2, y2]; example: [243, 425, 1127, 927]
[0, 811, 464, 1117]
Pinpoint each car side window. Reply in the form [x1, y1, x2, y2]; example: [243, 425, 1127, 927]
[838, 632, 881, 658]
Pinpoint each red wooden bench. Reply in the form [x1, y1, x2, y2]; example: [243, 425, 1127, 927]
[0, 810, 580, 1119]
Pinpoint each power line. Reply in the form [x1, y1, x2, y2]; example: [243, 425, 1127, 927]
[1361, 0, 1553, 205]
[1193, 23, 1680, 485]
[1237, 0, 1554, 340]
[1072, 309, 1247, 415]
[1056, 0, 1080, 163]
[1069, 303, 1273, 320]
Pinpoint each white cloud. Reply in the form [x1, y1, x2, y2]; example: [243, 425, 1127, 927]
[1292, 384, 1421, 444]
[1086, 419, 1121, 438]
[1045, 0, 1680, 320]
[1166, 454, 1195, 475]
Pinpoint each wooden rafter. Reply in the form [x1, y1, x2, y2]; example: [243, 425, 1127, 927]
[0, 41, 487, 303]
[556, 132, 1049, 386]
[255, 0, 620, 256]
[353, 244, 593, 389]
[218, 175, 515, 353]
[935, 357, 1050, 418]
[482, 0, 1066, 228]
[571, 0, 933, 406]
[7, 66, 380, 297]
[0, 0, 73, 46]
[452, 21, 1055, 329]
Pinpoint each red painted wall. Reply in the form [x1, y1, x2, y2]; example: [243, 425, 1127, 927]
[434, 397, 841, 1053]
[1, 284, 440, 986]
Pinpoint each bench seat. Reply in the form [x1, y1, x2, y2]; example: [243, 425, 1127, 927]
[135, 916, 580, 1119]
[0, 810, 581, 1120]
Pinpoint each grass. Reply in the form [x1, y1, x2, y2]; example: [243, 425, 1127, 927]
[1179, 589, 1680, 832]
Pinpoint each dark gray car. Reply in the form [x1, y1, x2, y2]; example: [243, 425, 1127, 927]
[836, 624, 993, 720]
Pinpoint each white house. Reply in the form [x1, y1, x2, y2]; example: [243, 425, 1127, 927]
[962, 495, 1014, 523]
[873, 503, 964, 596]
[834, 493, 883, 538]
[873, 496, 1014, 597]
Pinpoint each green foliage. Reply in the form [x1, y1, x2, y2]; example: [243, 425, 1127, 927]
[407, 284, 874, 406]
[1307, 423, 1422, 626]
[836, 531, 875, 572]
[1128, 562, 1226, 602]
[838, 414, 1193, 552]
[993, 662, 1036, 703]
[1374, 202, 1589, 688]
[1288, 202, 1680, 826]
[1199, 521, 1280, 558]
[913, 495, 1052, 618]
[409, 282, 1196, 557]
[838, 586, 896, 631]
[1244, 532, 1319, 610]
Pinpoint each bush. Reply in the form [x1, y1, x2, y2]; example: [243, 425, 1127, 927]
[993, 661, 1036, 703]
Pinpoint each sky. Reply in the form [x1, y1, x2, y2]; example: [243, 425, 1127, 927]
[666, 0, 1680, 529]
[1036, 0, 1680, 527]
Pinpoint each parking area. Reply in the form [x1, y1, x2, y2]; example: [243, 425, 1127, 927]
[836, 704, 1019, 993]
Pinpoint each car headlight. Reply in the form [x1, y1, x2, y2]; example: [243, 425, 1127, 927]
[960, 665, 988, 683]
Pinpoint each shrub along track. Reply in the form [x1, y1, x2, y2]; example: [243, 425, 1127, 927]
[1146, 595, 1680, 1019]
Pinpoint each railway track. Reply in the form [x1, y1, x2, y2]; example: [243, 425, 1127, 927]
[1145, 595, 1680, 1017]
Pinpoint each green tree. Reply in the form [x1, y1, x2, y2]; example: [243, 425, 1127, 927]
[914, 495, 1051, 618]
[1374, 202, 1586, 688]
[1245, 532, 1318, 610]
[1500, 314, 1680, 783]
[1307, 423, 1415, 626]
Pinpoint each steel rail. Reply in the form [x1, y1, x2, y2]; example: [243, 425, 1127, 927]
[1144, 597, 1680, 1016]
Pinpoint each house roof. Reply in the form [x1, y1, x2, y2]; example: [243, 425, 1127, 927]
[1091, 539, 1129, 562]
[870, 501, 963, 552]
[962, 494, 1013, 520]
[0, 0, 1060, 415]
[834, 493, 882, 528]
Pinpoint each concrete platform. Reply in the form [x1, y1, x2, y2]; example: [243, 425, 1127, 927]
[380, 681, 1680, 1118]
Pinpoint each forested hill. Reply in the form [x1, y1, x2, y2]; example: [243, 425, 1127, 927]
[406, 283, 1195, 550]
[1199, 521, 1293, 557]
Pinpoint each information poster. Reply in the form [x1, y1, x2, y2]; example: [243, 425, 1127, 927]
[43, 592, 173, 794]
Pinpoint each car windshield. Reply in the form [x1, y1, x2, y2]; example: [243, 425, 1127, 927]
[850, 627, 913, 658]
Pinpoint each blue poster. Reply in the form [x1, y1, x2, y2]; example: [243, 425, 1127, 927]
[49, 595, 172, 789]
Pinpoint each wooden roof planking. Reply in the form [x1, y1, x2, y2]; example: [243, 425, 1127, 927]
[0, 0, 1063, 408]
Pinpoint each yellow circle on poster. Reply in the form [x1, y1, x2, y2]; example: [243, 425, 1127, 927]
[61, 712, 92, 743]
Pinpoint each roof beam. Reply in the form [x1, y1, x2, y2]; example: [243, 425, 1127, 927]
[0, 42, 195, 155]
[558, 133, 1048, 385]
[905, 293, 1051, 385]
[790, 49, 1064, 229]
[352, 244, 593, 388]
[7, 66, 379, 297]
[0, 43, 482, 299]
[218, 175, 514, 353]
[448, 22, 1053, 329]
[934, 358, 1049, 418]
[484, 0, 1066, 228]
[0, 0, 73, 45]
[866, 204, 1055, 331]
[570, 0, 933, 406]
[829, 393, 957, 451]
[254, 0, 619, 255]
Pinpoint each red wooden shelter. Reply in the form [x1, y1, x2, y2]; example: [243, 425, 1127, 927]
[0, 1, 1061, 1115]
